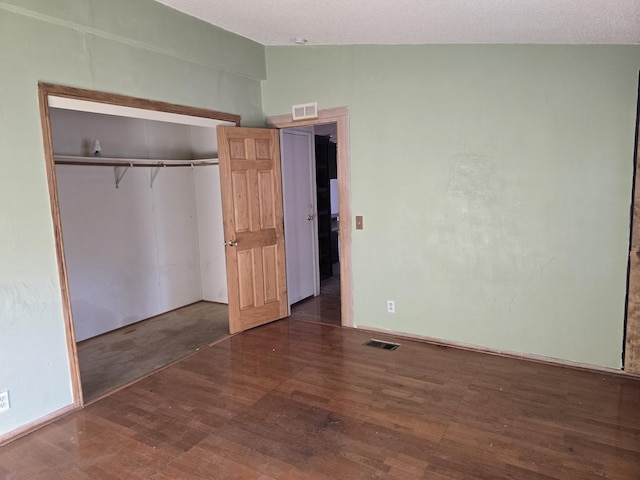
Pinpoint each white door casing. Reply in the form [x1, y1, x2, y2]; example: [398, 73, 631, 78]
[280, 128, 319, 307]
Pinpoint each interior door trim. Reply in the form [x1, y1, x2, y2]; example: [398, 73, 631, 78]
[266, 107, 354, 328]
[623, 77, 640, 373]
[280, 127, 320, 309]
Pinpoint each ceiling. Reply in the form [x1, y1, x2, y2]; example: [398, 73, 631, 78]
[155, 0, 640, 46]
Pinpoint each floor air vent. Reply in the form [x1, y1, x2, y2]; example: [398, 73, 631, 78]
[364, 339, 400, 351]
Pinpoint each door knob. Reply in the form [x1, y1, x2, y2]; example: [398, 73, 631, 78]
[307, 215, 314, 221]
[227, 239, 238, 247]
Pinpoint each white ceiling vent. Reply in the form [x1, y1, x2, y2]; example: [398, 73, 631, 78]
[292, 102, 318, 121]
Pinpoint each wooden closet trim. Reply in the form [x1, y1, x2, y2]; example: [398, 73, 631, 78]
[39, 83, 241, 124]
[38, 82, 240, 408]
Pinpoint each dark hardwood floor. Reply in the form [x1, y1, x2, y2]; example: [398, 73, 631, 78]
[2, 317, 640, 479]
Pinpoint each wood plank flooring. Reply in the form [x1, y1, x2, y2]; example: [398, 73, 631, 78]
[2, 318, 640, 479]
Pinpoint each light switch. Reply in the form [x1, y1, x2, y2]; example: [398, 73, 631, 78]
[356, 215, 363, 230]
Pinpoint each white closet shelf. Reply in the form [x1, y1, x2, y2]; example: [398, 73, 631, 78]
[54, 155, 219, 166]
[54, 155, 219, 188]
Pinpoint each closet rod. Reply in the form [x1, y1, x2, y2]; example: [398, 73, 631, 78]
[54, 160, 218, 167]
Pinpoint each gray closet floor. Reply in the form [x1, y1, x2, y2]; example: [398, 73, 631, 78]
[77, 301, 229, 403]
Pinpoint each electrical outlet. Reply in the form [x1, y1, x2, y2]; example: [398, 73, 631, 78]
[387, 300, 395, 314]
[0, 390, 9, 413]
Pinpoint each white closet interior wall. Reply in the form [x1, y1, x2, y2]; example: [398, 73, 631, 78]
[50, 108, 228, 341]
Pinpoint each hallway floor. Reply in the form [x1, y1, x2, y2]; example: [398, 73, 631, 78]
[291, 294, 341, 326]
[290, 262, 341, 326]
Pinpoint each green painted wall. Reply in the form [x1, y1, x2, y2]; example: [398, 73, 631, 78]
[0, 0, 264, 437]
[263, 45, 640, 369]
[2, 0, 638, 439]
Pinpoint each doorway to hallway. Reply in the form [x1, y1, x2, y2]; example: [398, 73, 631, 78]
[267, 107, 353, 328]
[281, 124, 341, 297]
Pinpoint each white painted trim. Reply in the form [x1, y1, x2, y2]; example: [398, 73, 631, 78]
[280, 127, 321, 307]
[48, 96, 233, 128]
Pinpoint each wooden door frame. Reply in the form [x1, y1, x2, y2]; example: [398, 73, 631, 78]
[267, 107, 354, 328]
[38, 83, 240, 406]
[624, 79, 640, 374]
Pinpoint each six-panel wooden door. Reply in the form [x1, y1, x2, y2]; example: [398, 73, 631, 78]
[216, 126, 288, 333]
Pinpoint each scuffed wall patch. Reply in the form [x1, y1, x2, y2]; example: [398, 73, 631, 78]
[433, 152, 542, 276]
[0, 283, 49, 324]
[448, 153, 499, 202]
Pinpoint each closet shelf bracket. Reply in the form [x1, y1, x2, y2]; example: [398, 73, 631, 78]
[150, 163, 165, 188]
[114, 164, 132, 189]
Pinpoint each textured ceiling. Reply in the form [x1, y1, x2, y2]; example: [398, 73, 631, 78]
[155, 0, 640, 45]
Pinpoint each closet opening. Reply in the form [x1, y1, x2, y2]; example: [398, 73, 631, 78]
[39, 83, 240, 405]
